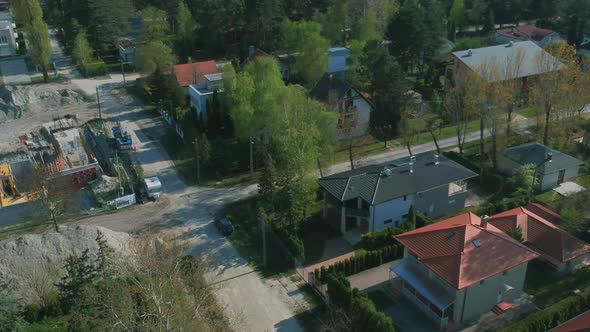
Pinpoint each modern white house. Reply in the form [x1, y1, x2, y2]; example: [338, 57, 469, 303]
[391, 212, 539, 329]
[310, 73, 374, 139]
[319, 153, 478, 236]
[0, 12, 17, 56]
[497, 142, 584, 191]
[188, 72, 223, 122]
[494, 25, 562, 48]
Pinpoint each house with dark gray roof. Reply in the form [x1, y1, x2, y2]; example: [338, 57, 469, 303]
[498, 142, 584, 190]
[310, 73, 374, 139]
[320, 153, 477, 235]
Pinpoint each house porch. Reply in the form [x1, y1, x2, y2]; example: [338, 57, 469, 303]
[390, 260, 455, 330]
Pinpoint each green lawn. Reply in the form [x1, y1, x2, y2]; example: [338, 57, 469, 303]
[515, 107, 538, 119]
[524, 262, 590, 308]
[332, 119, 481, 165]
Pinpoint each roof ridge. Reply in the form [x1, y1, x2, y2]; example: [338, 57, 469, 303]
[341, 177, 352, 201]
[371, 175, 381, 205]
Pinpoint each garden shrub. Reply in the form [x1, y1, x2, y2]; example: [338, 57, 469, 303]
[82, 61, 108, 77]
[327, 272, 352, 307]
[497, 287, 590, 332]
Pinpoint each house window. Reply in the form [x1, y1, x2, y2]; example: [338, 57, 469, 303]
[479, 280, 485, 286]
[384, 219, 393, 224]
[448, 199, 456, 204]
[418, 193, 423, 198]
[402, 214, 409, 219]
[502, 270, 508, 278]
[394, 220, 400, 227]
[403, 195, 407, 201]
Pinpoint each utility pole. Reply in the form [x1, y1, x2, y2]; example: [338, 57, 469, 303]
[96, 86, 102, 119]
[249, 136, 254, 175]
[258, 216, 267, 268]
[194, 138, 201, 184]
[120, 59, 126, 83]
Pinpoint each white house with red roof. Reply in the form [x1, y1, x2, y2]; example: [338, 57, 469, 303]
[494, 24, 562, 47]
[489, 204, 590, 275]
[172, 60, 225, 120]
[390, 212, 539, 329]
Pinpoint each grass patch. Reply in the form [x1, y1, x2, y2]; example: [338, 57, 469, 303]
[28, 74, 68, 85]
[516, 107, 537, 119]
[535, 190, 561, 210]
[159, 129, 256, 188]
[524, 262, 590, 308]
[367, 289, 395, 311]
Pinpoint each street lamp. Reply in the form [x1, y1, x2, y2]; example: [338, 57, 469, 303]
[529, 152, 552, 200]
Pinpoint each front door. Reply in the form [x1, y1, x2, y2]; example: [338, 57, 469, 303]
[557, 169, 566, 185]
[497, 291, 503, 304]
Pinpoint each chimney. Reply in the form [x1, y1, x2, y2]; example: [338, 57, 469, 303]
[409, 155, 416, 173]
[481, 215, 489, 228]
[546, 152, 553, 162]
[466, 49, 473, 57]
[187, 56, 192, 63]
[248, 45, 256, 57]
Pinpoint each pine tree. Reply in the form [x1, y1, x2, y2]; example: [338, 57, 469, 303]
[95, 230, 113, 277]
[57, 249, 97, 312]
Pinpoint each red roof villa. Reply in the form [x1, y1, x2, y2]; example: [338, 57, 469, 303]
[173, 60, 219, 88]
[494, 24, 562, 47]
[489, 204, 590, 275]
[390, 212, 539, 329]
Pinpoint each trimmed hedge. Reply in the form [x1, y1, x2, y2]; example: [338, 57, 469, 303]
[326, 273, 396, 332]
[497, 287, 590, 332]
[81, 61, 108, 77]
[315, 244, 402, 284]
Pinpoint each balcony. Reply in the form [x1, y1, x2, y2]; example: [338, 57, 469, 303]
[448, 180, 467, 196]
[344, 207, 370, 218]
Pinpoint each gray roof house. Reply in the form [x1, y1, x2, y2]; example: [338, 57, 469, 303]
[498, 142, 584, 191]
[319, 153, 477, 240]
[310, 73, 374, 139]
[446, 41, 564, 92]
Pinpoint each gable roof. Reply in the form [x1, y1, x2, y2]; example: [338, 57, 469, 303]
[496, 25, 557, 42]
[396, 212, 539, 289]
[310, 72, 355, 103]
[241, 48, 272, 68]
[501, 142, 584, 174]
[319, 153, 478, 204]
[174, 60, 218, 87]
[489, 206, 590, 263]
[452, 41, 564, 82]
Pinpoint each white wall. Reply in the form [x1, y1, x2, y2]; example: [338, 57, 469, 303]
[372, 195, 415, 232]
[352, 97, 372, 137]
[188, 86, 214, 121]
[540, 166, 580, 190]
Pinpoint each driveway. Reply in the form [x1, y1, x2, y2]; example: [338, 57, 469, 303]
[347, 261, 395, 291]
[0, 58, 31, 84]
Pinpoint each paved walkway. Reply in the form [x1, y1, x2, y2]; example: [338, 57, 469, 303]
[0, 58, 30, 84]
[348, 261, 396, 291]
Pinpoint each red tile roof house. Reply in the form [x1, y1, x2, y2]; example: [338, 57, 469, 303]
[173, 60, 221, 120]
[390, 212, 539, 330]
[494, 24, 563, 47]
[489, 205, 590, 276]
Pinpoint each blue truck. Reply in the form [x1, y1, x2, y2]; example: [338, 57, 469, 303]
[112, 123, 133, 150]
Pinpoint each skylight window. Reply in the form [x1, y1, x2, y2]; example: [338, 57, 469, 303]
[472, 239, 481, 248]
[447, 231, 456, 239]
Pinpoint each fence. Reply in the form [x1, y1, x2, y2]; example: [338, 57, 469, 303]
[158, 105, 185, 140]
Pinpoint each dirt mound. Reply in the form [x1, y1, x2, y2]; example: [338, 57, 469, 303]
[0, 225, 131, 303]
[91, 175, 119, 194]
[0, 85, 85, 123]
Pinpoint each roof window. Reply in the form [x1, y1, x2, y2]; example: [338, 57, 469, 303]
[447, 231, 456, 239]
[472, 239, 481, 248]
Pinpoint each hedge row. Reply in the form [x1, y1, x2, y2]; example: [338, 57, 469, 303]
[315, 244, 403, 284]
[327, 272, 396, 332]
[444, 151, 505, 193]
[497, 287, 590, 332]
[81, 61, 108, 77]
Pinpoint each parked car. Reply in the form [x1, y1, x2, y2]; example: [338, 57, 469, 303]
[215, 217, 234, 236]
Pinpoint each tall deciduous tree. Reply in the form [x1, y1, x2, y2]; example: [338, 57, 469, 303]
[281, 19, 329, 85]
[141, 6, 169, 42]
[360, 41, 408, 144]
[316, 0, 349, 44]
[448, 0, 465, 41]
[88, 0, 134, 53]
[134, 40, 176, 75]
[72, 31, 94, 74]
[223, 58, 337, 232]
[15, 0, 52, 82]
[175, 2, 195, 59]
